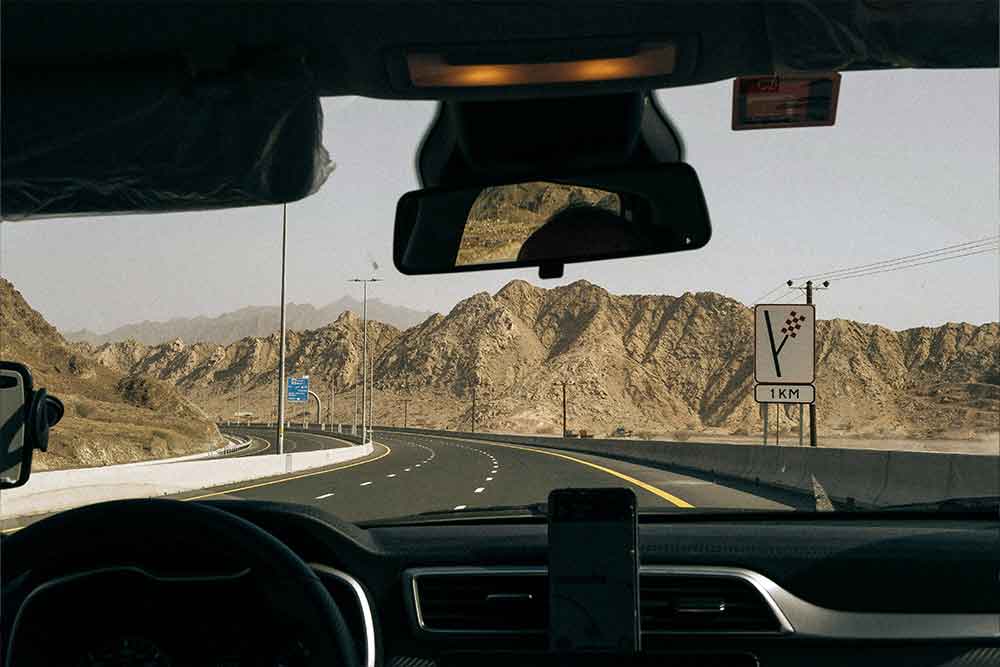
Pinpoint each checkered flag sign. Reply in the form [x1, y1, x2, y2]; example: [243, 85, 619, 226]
[780, 311, 807, 339]
[754, 304, 815, 384]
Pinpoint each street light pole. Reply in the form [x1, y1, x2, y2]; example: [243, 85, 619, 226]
[276, 204, 289, 454]
[350, 277, 381, 444]
[307, 390, 322, 424]
[369, 343, 376, 435]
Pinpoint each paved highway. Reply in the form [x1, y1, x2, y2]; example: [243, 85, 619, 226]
[222, 426, 355, 458]
[181, 428, 807, 522]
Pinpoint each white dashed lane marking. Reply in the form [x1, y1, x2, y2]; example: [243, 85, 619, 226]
[454, 505, 467, 510]
[360, 481, 372, 486]
[387, 473, 396, 478]
[474, 487, 485, 493]
[486, 477, 493, 481]
[315, 492, 334, 499]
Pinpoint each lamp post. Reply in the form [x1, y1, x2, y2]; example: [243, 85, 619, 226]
[349, 278, 381, 444]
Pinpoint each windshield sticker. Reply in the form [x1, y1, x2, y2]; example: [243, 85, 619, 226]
[732, 73, 841, 130]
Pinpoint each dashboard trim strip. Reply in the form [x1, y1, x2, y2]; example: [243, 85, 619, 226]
[405, 565, 1000, 641]
[311, 564, 378, 667]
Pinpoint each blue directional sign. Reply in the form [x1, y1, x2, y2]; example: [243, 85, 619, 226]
[287, 376, 310, 402]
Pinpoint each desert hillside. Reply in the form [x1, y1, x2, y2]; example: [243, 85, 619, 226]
[0, 278, 222, 469]
[89, 280, 999, 441]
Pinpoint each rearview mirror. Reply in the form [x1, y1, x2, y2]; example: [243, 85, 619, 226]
[394, 163, 710, 278]
[1, 361, 65, 489]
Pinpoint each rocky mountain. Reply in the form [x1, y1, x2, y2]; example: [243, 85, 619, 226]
[92, 280, 999, 440]
[65, 296, 432, 345]
[88, 312, 400, 423]
[0, 278, 222, 470]
[459, 183, 619, 265]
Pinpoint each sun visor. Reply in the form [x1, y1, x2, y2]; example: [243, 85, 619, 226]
[763, 1, 999, 72]
[1, 56, 333, 221]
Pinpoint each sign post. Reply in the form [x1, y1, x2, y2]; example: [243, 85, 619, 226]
[753, 304, 816, 445]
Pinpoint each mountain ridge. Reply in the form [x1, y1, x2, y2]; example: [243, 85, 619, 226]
[0, 278, 222, 469]
[65, 296, 433, 345]
[89, 279, 999, 439]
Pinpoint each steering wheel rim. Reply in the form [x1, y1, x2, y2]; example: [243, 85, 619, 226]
[3, 498, 359, 667]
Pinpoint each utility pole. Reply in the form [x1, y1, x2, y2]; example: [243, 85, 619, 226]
[553, 380, 574, 437]
[786, 278, 828, 447]
[276, 204, 288, 454]
[400, 379, 410, 428]
[330, 378, 336, 427]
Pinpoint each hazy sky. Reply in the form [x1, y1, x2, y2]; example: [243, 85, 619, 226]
[2, 69, 997, 334]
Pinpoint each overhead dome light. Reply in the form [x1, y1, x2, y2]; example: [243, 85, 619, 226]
[406, 43, 676, 89]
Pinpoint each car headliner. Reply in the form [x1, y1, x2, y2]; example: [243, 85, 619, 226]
[3, 1, 997, 100]
[2, 1, 997, 219]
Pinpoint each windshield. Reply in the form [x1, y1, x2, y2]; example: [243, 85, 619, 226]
[1, 70, 997, 529]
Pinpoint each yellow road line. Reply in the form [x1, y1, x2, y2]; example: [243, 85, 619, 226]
[183, 442, 392, 501]
[391, 432, 694, 509]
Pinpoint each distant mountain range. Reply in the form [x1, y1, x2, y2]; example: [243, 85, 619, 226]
[86, 279, 999, 439]
[64, 297, 434, 345]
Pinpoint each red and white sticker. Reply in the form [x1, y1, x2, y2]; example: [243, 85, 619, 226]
[732, 73, 841, 130]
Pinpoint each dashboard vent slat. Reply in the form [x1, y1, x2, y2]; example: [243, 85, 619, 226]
[640, 573, 782, 633]
[414, 573, 548, 632]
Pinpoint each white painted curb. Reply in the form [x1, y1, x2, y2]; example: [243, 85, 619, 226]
[0, 439, 373, 520]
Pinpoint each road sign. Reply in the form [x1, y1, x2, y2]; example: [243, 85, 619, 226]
[754, 384, 815, 404]
[754, 304, 815, 384]
[287, 376, 309, 402]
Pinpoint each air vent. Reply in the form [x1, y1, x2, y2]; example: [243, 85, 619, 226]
[409, 568, 786, 635]
[412, 571, 547, 632]
[641, 573, 782, 634]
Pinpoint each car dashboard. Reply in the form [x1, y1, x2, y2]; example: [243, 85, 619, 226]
[4, 499, 998, 667]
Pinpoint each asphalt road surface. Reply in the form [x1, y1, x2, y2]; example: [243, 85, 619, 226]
[180, 429, 807, 522]
[222, 426, 355, 458]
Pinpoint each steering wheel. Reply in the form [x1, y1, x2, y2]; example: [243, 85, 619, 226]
[2, 498, 359, 667]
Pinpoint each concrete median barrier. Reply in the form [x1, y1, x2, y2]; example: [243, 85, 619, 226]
[0, 431, 372, 521]
[376, 426, 997, 509]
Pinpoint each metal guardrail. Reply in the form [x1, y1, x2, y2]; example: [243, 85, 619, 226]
[371, 426, 998, 509]
[214, 434, 253, 457]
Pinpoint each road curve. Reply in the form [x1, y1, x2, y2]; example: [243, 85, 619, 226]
[185, 429, 805, 522]
[2, 429, 807, 533]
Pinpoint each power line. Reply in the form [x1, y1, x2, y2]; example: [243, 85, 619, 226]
[818, 245, 998, 282]
[771, 288, 798, 303]
[791, 236, 999, 282]
[750, 284, 788, 306]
